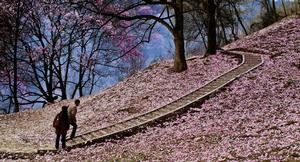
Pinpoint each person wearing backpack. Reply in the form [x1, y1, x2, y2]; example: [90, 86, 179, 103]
[53, 106, 70, 149]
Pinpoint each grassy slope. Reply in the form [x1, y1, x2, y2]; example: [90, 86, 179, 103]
[2, 15, 300, 162]
[33, 15, 300, 162]
[0, 52, 237, 154]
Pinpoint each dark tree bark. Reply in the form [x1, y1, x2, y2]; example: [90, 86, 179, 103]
[12, 0, 21, 112]
[173, 0, 187, 72]
[206, 0, 217, 55]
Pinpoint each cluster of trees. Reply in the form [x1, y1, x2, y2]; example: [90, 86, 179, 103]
[0, 0, 299, 113]
[68, 0, 250, 72]
[0, 0, 143, 112]
[252, 0, 300, 31]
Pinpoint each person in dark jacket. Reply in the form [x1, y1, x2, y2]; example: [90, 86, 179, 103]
[53, 106, 70, 149]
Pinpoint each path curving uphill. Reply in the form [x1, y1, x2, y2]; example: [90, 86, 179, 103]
[0, 51, 263, 159]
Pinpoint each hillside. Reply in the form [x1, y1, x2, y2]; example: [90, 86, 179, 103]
[0, 51, 237, 155]
[1, 15, 300, 161]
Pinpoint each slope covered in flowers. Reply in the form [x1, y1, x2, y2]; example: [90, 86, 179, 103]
[224, 15, 300, 56]
[0, 52, 237, 153]
[28, 16, 300, 161]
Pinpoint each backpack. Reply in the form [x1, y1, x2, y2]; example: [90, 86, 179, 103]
[53, 114, 60, 128]
[53, 111, 70, 134]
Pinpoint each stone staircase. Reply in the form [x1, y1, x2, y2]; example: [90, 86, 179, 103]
[1, 51, 264, 158]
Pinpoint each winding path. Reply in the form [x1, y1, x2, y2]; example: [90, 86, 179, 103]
[1, 51, 264, 158]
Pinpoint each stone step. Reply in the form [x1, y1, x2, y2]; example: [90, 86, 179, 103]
[227, 69, 245, 74]
[139, 115, 151, 122]
[172, 101, 184, 107]
[150, 110, 161, 116]
[119, 122, 131, 128]
[208, 82, 223, 87]
[245, 58, 261, 63]
[157, 107, 171, 114]
[182, 95, 196, 102]
[109, 125, 123, 132]
[192, 90, 207, 96]
[204, 84, 220, 89]
[120, 121, 134, 128]
[80, 135, 89, 142]
[188, 93, 200, 100]
[83, 133, 95, 141]
[100, 128, 112, 135]
[143, 111, 156, 118]
[69, 138, 83, 146]
[109, 126, 120, 132]
[226, 71, 246, 77]
[163, 104, 177, 112]
[234, 69, 249, 74]
[241, 63, 254, 67]
[90, 131, 99, 138]
[135, 117, 148, 124]
[195, 88, 213, 93]
[95, 129, 107, 136]
[201, 86, 218, 92]
[217, 76, 233, 81]
[129, 118, 142, 125]
[114, 124, 125, 130]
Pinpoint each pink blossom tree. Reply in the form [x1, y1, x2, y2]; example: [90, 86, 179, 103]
[69, 0, 189, 72]
[0, 0, 33, 112]
[68, 0, 242, 71]
[0, 0, 145, 111]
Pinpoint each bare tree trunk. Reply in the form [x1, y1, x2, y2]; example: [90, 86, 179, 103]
[231, 2, 248, 36]
[8, 98, 12, 114]
[231, 23, 238, 41]
[78, 33, 86, 97]
[88, 72, 96, 95]
[61, 41, 73, 100]
[272, 0, 278, 20]
[206, 0, 217, 55]
[173, 31, 187, 72]
[78, 54, 84, 97]
[190, 13, 207, 49]
[281, 0, 287, 16]
[220, 19, 229, 45]
[12, 0, 21, 112]
[200, 32, 207, 49]
[46, 42, 56, 103]
[298, 0, 300, 13]
[262, 0, 272, 14]
[173, 0, 187, 72]
[217, 9, 229, 45]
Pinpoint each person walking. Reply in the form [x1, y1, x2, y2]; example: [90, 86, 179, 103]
[53, 106, 70, 149]
[68, 99, 80, 139]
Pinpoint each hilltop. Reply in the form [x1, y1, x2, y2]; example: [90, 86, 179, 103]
[1, 15, 300, 161]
